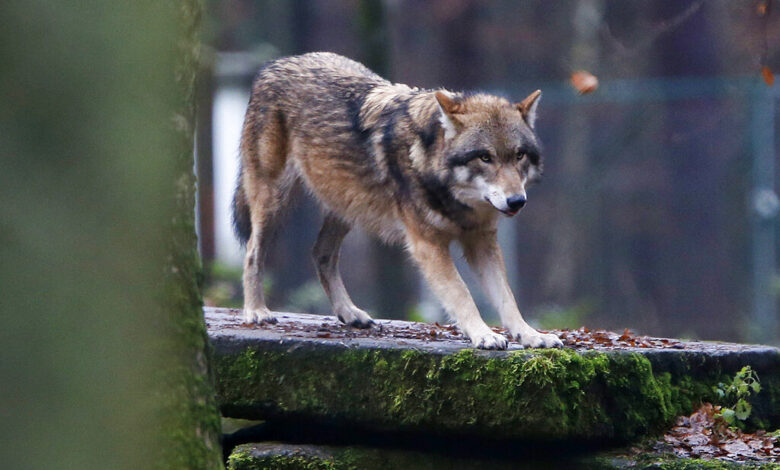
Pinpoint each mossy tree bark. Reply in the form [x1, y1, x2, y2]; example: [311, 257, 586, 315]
[161, 1, 224, 468]
[0, 1, 222, 468]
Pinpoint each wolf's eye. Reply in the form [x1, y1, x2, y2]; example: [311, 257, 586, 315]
[479, 153, 493, 163]
[517, 152, 526, 162]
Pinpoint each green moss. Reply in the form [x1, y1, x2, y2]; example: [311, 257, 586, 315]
[751, 373, 780, 430]
[155, 1, 223, 468]
[586, 456, 749, 469]
[217, 345, 749, 442]
[226, 446, 254, 469]
[643, 460, 757, 470]
[227, 445, 343, 470]
[229, 442, 780, 470]
[228, 443, 583, 470]
[623, 455, 778, 469]
[229, 454, 339, 470]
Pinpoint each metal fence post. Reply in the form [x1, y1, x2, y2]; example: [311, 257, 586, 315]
[749, 83, 778, 344]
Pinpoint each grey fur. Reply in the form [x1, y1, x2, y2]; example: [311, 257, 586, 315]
[234, 52, 560, 349]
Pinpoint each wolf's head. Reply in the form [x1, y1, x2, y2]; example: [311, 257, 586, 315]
[435, 90, 543, 217]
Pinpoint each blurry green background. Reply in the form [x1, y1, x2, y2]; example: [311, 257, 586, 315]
[1, 1, 221, 469]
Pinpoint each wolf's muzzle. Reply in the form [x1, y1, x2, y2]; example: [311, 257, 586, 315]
[506, 194, 526, 212]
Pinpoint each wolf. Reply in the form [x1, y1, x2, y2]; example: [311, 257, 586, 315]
[233, 52, 562, 350]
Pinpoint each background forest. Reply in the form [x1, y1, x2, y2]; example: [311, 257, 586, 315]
[198, 0, 780, 344]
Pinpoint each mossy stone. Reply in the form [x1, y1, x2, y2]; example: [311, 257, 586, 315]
[210, 308, 780, 443]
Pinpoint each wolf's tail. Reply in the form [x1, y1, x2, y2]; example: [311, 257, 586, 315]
[232, 167, 251, 246]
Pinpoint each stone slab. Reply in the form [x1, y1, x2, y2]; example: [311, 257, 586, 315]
[208, 307, 780, 443]
[227, 442, 776, 469]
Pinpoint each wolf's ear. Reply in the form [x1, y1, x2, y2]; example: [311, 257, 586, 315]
[435, 90, 463, 139]
[516, 89, 542, 129]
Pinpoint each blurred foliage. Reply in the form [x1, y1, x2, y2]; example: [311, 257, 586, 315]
[534, 301, 596, 330]
[406, 306, 427, 324]
[204, 260, 272, 309]
[714, 366, 762, 427]
[0, 1, 222, 468]
[284, 280, 331, 315]
[204, 260, 247, 308]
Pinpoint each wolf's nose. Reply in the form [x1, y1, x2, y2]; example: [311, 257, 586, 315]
[506, 195, 526, 211]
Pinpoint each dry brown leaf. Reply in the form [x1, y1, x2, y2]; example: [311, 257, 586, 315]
[722, 440, 752, 456]
[570, 70, 599, 94]
[748, 439, 766, 450]
[690, 445, 719, 457]
[762, 66, 775, 86]
[684, 433, 710, 446]
[653, 402, 780, 463]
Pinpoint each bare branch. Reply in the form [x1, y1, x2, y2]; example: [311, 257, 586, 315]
[601, 0, 706, 58]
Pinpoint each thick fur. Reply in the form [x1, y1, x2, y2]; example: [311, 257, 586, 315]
[234, 52, 561, 349]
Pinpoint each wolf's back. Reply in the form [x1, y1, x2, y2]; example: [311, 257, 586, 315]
[232, 53, 391, 245]
[247, 52, 386, 113]
[255, 52, 384, 88]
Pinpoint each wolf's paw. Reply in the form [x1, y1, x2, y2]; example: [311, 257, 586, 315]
[336, 305, 375, 329]
[471, 331, 508, 350]
[244, 307, 277, 325]
[513, 329, 562, 349]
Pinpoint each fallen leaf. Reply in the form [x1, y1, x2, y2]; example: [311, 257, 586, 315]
[664, 435, 682, 445]
[684, 433, 710, 446]
[748, 439, 766, 450]
[690, 444, 719, 457]
[762, 66, 775, 86]
[723, 439, 752, 456]
[571, 70, 599, 94]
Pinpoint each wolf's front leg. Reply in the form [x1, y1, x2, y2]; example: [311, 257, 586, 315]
[406, 232, 507, 350]
[463, 233, 562, 349]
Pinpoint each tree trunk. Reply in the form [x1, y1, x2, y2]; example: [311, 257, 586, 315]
[542, 0, 604, 303]
[357, 0, 415, 319]
[0, 1, 223, 468]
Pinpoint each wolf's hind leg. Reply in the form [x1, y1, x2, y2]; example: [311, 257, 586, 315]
[313, 213, 374, 328]
[241, 178, 283, 324]
[240, 105, 293, 324]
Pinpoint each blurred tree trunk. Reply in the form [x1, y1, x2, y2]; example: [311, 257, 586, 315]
[197, 52, 216, 264]
[162, 1, 224, 468]
[357, 0, 415, 319]
[542, 0, 604, 304]
[437, 0, 481, 90]
[0, 1, 223, 469]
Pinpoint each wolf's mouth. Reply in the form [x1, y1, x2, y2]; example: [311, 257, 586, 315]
[484, 196, 520, 217]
